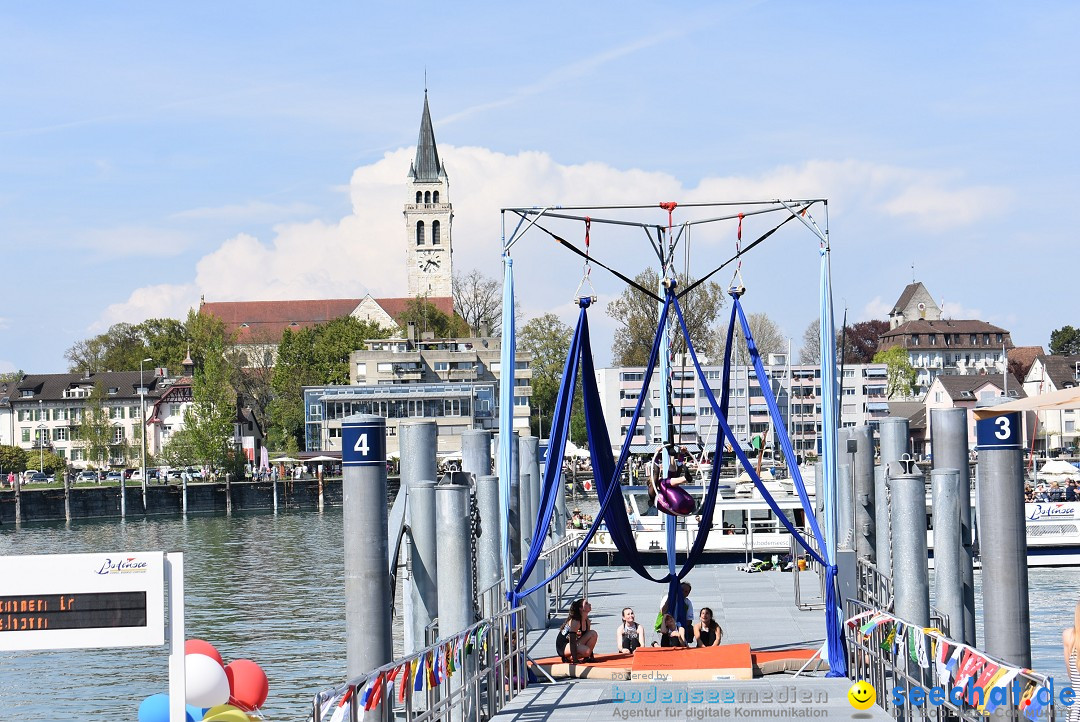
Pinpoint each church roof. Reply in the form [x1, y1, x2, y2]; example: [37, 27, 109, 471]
[890, 282, 926, 315]
[201, 296, 454, 341]
[409, 93, 443, 182]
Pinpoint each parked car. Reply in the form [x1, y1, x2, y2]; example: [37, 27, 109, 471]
[123, 468, 136, 479]
[27, 472, 48, 483]
[77, 470, 98, 483]
[105, 471, 124, 482]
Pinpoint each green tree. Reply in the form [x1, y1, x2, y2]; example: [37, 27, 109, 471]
[1049, 326, 1080, 356]
[78, 382, 113, 470]
[873, 346, 917, 399]
[0, 370, 24, 383]
[0, 445, 28, 474]
[607, 269, 727, 366]
[64, 318, 190, 375]
[187, 339, 237, 470]
[38, 450, 67, 477]
[159, 427, 198, 470]
[398, 297, 470, 339]
[518, 314, 573, 438]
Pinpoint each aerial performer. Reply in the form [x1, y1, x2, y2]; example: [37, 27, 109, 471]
[647, 444, 696, 517]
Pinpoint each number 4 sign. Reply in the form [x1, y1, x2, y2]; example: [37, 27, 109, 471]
[342, 417, 386, 467]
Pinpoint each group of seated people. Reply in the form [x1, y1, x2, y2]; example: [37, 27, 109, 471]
[556, 583, 724, 661]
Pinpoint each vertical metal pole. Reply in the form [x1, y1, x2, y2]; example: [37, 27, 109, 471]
[225, 472, 232, 516]
[519, 435, 545, 628]
[931, 469, 963, 638]
[399, 420, 438, 655]
[506, 431, 521, 566]
[166, 552, 186, 722]
[878, 417, 909, 468]
[13, 472, 21, 525]
[475, 475, 503, 597]
[342, 414, 392, 678]
[837, 460, 852, 549]
[978, 432, 1030, 667]
[518, 437, 537, 561]
[931, 407, 976, 646]
[461, 429, 492, 482]
[182, 475, 188, 516]
[63, 469, 71, 523]
[554, 448, 568, 540]
[890, 465, 930, 628]
[436, 480, 474, 637]
[873, 466, 891, 574]
[852, 425, 875, 562]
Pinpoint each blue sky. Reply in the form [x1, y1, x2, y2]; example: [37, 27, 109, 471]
[3, 2, 1078, 373]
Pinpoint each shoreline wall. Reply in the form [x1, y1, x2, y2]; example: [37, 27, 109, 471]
[0, 479, 359, 524]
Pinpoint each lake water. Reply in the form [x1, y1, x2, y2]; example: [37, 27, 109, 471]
[1, 508, 1078, 721]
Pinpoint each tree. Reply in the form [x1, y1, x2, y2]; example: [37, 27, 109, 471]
[398, 297, 469, 339]
[64, 318, 190, 375]
[78, 382, 113, 470]
[159, 427, 198, 470]
[841, 320, 890, 363]
[607, 269, 727, 366]
[873, 346, 917, 399]
[186, 339, 237, 470]
[518, 314, 573, 438]
[38, 450, 67, 476]
[0, 370, 24, 383]
[799, 319, 821, 364]
[453, 269, 502, 336]
[727, 312, 786, 366]
[1050, 326, 1080, 356]
[0, 445, 27, 474]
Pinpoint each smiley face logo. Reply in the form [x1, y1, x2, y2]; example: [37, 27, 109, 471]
[847, 680, 876, 710]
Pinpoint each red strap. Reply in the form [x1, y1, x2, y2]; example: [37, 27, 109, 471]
[584, 217, 591, 257]
[737, 213, 744, 241]
[659, 202, 678, 237]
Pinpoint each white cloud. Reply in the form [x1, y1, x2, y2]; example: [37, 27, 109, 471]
[98, 149, 1006, 331]
[0, 360, 15, 374]
[170, 200, 319, 223]
[940, 301, 983, 320]
[80, 225, 196, 257]
[860, 297, 892, 321]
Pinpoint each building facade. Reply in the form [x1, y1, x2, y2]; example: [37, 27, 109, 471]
[304, 335, 531, 456]
[923, 373, 1028, 456]
[1023, 354, 1080, 453]
[594, 355, 890, 458]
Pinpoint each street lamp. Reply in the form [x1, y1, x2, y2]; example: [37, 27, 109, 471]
[140, 358, 152, 509]
[38, 399, 44, 473]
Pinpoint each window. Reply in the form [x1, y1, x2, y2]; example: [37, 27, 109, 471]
[983, 334, 990, 345]
[432, 220, 441, 245]
[513, 396, 529, 407]
[621, 372, 644, 382]
[309, 404, 322, 419]
[21, 390, 33, 398]
[416, 191, 422, 203]
[705, 370, 721, 380]
[444, 399, 462, 416]
[929, 335, 937, 346]
[911, 335, 920, 346]
[112, 427, 125, 444]
[21, 428, 30, 442]
[416, 221, 425, 245]
[356, 363, 367, 378]
[53, 428, 67, 442]
[377, 363, 394, 373]
[424, 191, 431, 204]
[434, 361, 449, 372]
[130, 406, 140, 418]
[433, 191, 439, 203]
[652, 408, 661, 417]
[515, 360, 530, 370]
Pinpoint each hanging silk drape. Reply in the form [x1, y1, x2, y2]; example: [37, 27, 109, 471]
[498, 254, 516, 596]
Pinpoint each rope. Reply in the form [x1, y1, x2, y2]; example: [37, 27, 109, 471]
[678, 212, 797, 299]
[532, 222, 661, 301]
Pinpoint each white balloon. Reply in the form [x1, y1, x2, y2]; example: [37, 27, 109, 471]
[186, 652, 231, 708]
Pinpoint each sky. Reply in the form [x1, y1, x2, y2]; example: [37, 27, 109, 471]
[2, 2, 1078, 374]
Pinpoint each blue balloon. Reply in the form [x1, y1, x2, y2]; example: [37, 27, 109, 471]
[138, 693, 196, 722]
[187, 704, 209, 720]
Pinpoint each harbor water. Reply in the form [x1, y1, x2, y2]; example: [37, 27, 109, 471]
[1, 507, 1078, 721]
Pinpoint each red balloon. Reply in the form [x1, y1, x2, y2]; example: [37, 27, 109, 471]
[225, 659, 269, 711]
[185, 639, 224, 668]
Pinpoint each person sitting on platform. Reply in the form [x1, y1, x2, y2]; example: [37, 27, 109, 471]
[555, 598, 597, 663]
[616, 607, 644, 654]
[657, 582, 695, 639]
[694, 607, 723, 647]
[570, 509, 585, 530]
[656, 614, 687, 647]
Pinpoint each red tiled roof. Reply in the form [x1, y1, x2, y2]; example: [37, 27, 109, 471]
[201, 296, 454, 341]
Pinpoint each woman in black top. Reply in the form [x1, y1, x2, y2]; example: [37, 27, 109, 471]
[616, 607, 643, 654]
[694, 607, 723, 647]
[555, 598, 597, 662]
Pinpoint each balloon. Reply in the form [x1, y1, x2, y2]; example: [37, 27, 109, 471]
[204, 710, 251, 722]
[187, 705, 208, 720]
[225, 659, 269, 711]
[203, 703, 243, 718]
[186, 652, 232, 708]
[138, 693, 195, 722]
[185, 638, 225, 667]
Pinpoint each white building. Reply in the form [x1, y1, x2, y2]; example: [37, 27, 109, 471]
[1023, 354, 1080, 453]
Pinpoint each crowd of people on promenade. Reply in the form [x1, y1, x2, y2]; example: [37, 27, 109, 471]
[555, 583, 724, 661]
[1026, 479, 1079, 502]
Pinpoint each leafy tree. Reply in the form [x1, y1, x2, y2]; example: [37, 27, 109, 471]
[799, 319, 821, 364]
[38, 450, 67, 476]
[727, 312, 786, 366]
[159, 427, 198, 470]
[873, 346, 917, 399]
[0, 445, 28, 474]
[607, 269, 727, 366]
[78, 382, 113, 470]
[1049, 326, 1080, 356]
[519, 314, 573, 438]
[186, 339, 236, 470]
[398, 297, 469, 339]
[64, 318, 190, 375]
[453, 269, 502, 336]
[841, 320, 890, 363]
[0, 370, 24, 383]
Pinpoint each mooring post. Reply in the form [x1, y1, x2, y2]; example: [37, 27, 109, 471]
[13, 473, 21, 525]
[876, 416, 909, 579]
[225, 472, 232, 516]
[878, 417, 909, 467]
[475, 474, 503, 602]
[461, 430, 492, 483]
[976, 410, 1030, 667]
[873, 466, 890, 575]
[890, 461, 930, 628]
[519, 435, 546, 628]
[506, 431, 521, 566]
[436, 479, 474, 636]
[400, 418, 439, 655]
[931, 407, 976, 646]
[852, 425, 876, 562]
[63, 471, 71, 523]
[931, 469, 963, 638]
[342, 414, 393, 678]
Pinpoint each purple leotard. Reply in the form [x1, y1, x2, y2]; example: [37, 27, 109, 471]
[656, 476, 695, 516]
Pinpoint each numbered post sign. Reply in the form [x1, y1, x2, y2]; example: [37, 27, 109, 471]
[341, 417, 386, 467]
[975, 411, 1022, 450]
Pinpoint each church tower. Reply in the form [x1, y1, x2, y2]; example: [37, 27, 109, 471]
[405, 92, 453, 298]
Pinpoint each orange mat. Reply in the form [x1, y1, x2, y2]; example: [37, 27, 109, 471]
[531, 645, 825, 681]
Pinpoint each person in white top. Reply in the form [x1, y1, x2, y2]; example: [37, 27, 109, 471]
[658, 582, 694, 640]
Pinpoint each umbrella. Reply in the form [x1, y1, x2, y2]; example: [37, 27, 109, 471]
[270, 456, 299, 463]
[307, 455, 338, 463]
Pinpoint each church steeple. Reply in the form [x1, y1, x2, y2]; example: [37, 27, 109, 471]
[409, 92, 443, 182]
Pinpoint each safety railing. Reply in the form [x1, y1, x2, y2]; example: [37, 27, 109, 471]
[844, 599, 1052, 721]
[539, 531, 588, 614]
[311, 604, 528, 722]
[789, 527, 827, 610]
[854, 559, 950, 638]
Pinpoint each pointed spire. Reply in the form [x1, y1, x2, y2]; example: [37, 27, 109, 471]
[182, 343, 194, 376]
[411, 91, 442, 182]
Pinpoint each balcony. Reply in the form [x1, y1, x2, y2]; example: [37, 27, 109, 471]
[448, 368, 478, 381]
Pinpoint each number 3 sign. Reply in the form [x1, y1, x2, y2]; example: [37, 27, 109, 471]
[342, 416, 386, 466]
[975, 411, 1022, 450]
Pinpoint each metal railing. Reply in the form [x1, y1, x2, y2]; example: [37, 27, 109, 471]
[854, 559, 950, 637]
[539, 531, 588, 614]
[311, 604, 528, 722]
[844, 598, 1051, 721]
